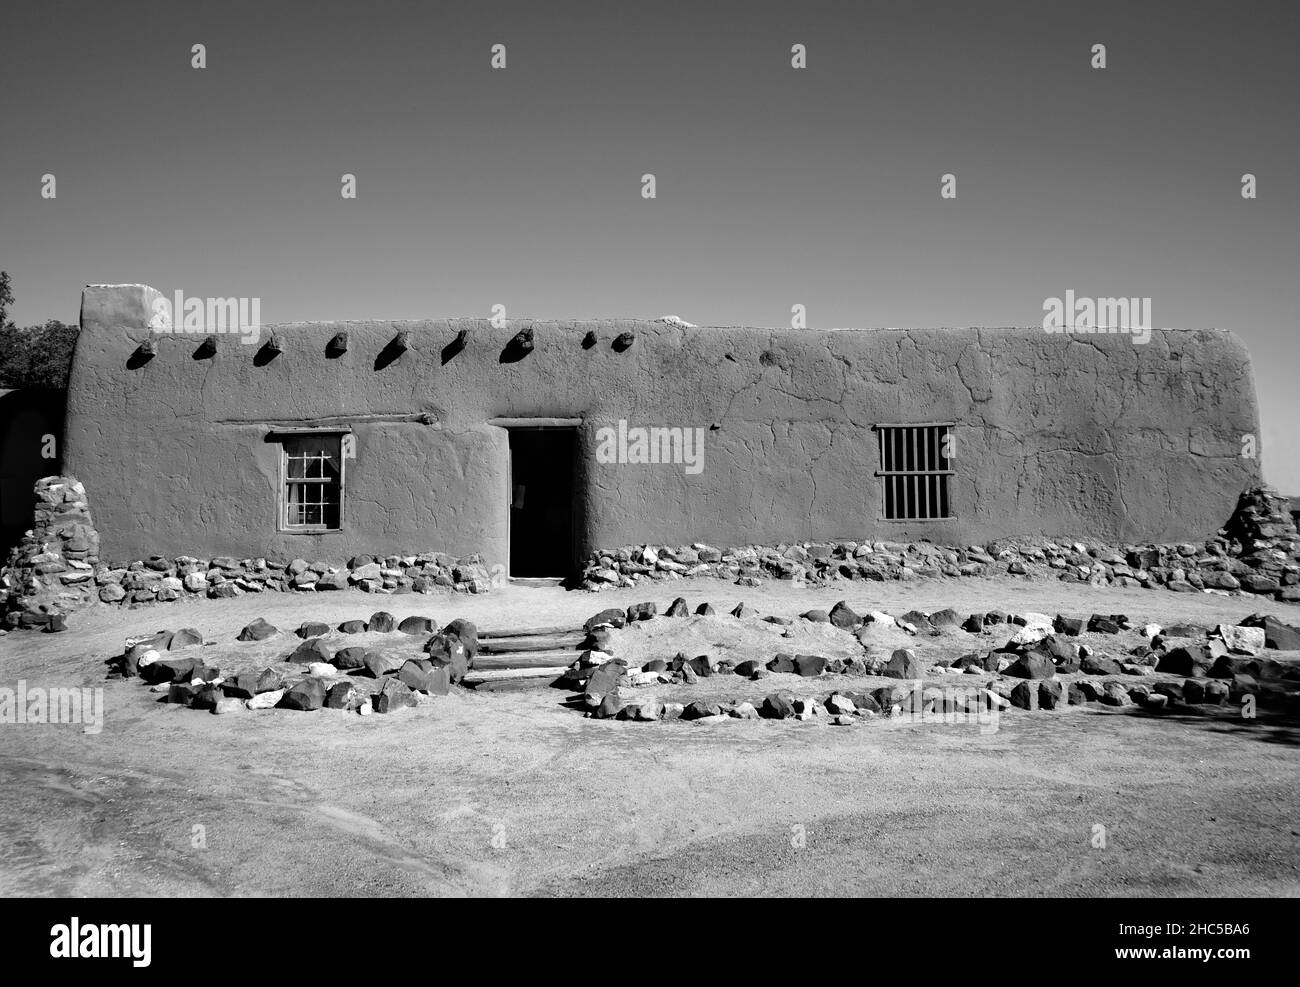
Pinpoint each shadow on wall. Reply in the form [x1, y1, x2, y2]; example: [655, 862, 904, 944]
[0, 389, 65, 554]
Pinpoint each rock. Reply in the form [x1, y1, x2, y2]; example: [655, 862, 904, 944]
[166, 682, 201, 706]
[1216, 624, 1265, 656]
[684, 655, 712, 677]
[828, 601, 863, 629]
[315, 571, 349, 590]
[626, 602, 657, 622]
[730, 702, 760, 719]
[1140, 692, 1169, 711]
[928, 608, 964, 630]
[665, 597, 689, 617]
[236, 618, 278, 642]
[1080, 653, 1124, 676]
[1053, 615, 1086, 636]
[825, 694, 856, 716]
[763, 653, 794, 674]
[584, 661, 626, 704]
[734, 659, 764, 678]
[212, 698, 244, 715]
[1003, 653, 1055, 679]
[141, 656, 199, 685]
[681, 700, 721, 720]
[760, 693, 796, 719]
[307, 662, 338, 678]
[1155, 646, 1212, 677]
[280, 678, 327, 711]
[398, 615, 435, 635]
[338, 619, 368, 634]
[325, 680, 359, 709]
[399, 658, 450, 695]
[1204, 680, 1230, 705]
[1153, 681, 1185, 702]
[296, 621, 331, 639]
[289, 638, 332, 664]
[1100, 682, 1132, 707]
[223, 669, 281, 699]
[332, 646, 369, 671]
[362, 650, 405, 678]
[1010, 681, 1038, 710]
[169, 627, 204, 649]
[590, 693, 622, 719]
[1038, 680, 1065, 709]
[794, 654, 827, 677]
[883, 648, 921, 679]
[442, 618, 479, 661]
[801, 609, 830, 623]
[425, 632, 469, 683]
[374, 678, 417, 713]
[247, 688, 285, 710]
[961, 613, 984, 633]
[1240, 614, 1300, 651]
[694, 603, 716, 616]
[635, 700, 664, 721]
[584, 608, 627, 631]
[1087, 614, 1122, 634]
[367, 611, 396, 633]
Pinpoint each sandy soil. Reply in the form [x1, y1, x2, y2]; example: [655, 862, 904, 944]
[0, 576, 1297, 897]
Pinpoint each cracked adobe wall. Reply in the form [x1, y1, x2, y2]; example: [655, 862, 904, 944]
[64, 285, 1261, 566]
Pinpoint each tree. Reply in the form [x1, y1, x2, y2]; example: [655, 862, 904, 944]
[0, 271, 14, 331]
[0, 273, 79, 389]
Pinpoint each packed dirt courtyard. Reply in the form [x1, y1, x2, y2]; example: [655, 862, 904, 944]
[1, 576, 1297, 897]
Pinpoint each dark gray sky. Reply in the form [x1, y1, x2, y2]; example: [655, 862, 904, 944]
[3, 0, 1297, 490]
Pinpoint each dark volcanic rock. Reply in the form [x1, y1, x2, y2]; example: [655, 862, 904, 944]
[398, 615, 435, 635]
[374, 678, 417, 713]
[289, 638, 332, 664]
[828, 601, 863, 630]
[296, 621, 331, 639]
[442, 618, 479, 661]
[883, 648, 921, 680]
[280, 678, 327, 711]
[368, 611, 396, 633]
[794, 654, 827, 677]
[666, 597, 690, 617]
[584, 608, 627, 631]
[760, 693, 796, 719]
[1003, 653, 1056, 680]
[237, 618, 278, 642]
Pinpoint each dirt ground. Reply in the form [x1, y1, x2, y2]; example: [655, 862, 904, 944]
[1, 575, 1297, 897]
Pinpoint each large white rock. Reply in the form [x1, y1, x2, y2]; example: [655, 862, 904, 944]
[1217, 624, 1265, 656]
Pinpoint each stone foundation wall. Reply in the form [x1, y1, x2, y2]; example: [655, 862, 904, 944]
[0, 475, 496, 631]
[580, 486, 1300, 604]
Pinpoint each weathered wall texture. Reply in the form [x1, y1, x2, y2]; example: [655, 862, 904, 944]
[64, 285, 1261, 567]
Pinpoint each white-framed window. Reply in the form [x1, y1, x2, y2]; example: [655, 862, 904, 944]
[874, 423, 954, 520]
[278, 431, 345, 531]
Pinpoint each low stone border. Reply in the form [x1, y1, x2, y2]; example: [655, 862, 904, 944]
[569, 598, 1300, 721]
[107, 611, 480, 715]
[579, 487, 1300, 603]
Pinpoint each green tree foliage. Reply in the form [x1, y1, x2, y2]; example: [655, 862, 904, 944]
[0, 271, 79, 390]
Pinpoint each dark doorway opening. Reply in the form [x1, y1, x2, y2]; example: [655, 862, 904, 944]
[508, 427, 578, 578]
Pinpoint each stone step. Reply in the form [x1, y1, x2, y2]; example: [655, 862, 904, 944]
[478, 625, 584, 640]
[465, 675, 564, 693]
[462, 665, 570, 684]
[473, 650, 581, 671]
[477, 634, 585, 654]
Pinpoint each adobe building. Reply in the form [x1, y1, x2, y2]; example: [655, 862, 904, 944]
[58, 283, 1262, 582]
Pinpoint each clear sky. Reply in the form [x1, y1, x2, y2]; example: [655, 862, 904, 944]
[2, 0, 1296, 491]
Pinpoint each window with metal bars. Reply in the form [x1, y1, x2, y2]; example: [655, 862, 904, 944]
[874, 423, 954, 520]
[280, 433, 344, 531]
